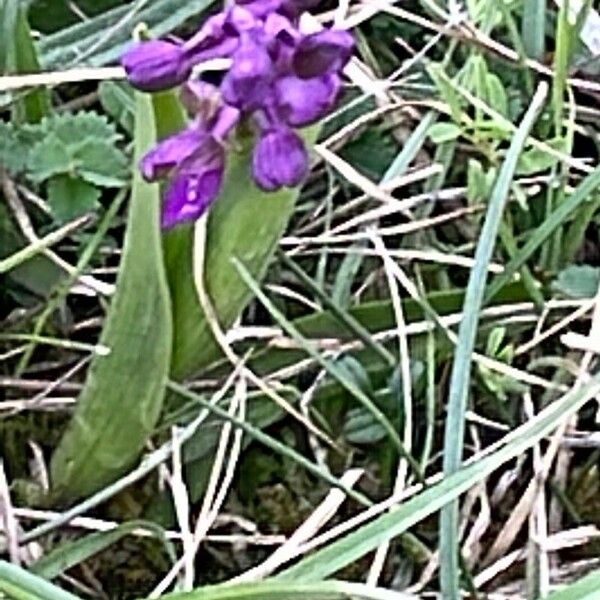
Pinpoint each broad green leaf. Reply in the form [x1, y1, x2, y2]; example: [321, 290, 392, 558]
[49, 93, 172, 503]
[0, 560, 81, 600]
[49, 112, 121, 144]
[27, 134, 71, 182]
[159, 580, 412, 600]
[552, 265, 600, 299]
[73, 138, 128, 187]
[546, 569, 600, 600]
[428, 122, 462, 144]
[0, 121, 40, 175]
[99, 81, 135, 134]
[2, 1, 51, 123]
[486, 73, 508, 116]
[47, 174, 101, 222]
[277, 372, 600, 582]
[30, 520, 175, 579]
[516, 138, 566, 175]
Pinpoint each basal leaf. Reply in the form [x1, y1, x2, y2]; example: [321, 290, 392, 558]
[47, 175, 101, 222]
[73, 138, 128, 187]
[27, 134, 71, 182]
[49, 93, 172, 503]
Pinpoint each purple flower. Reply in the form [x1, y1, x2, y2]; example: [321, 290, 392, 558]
[140, 126, 206, 180]
[274, 72, 340, 126]
[140, 85, 240, 228]
[161, 140, 225, 228]
[179, 81, 241, 139]
[220, 34, 274, 110]
[252, 128, 308, 191]
[121, 0, 354, 228]
[292, 29, 354, 78]
[235, 0, 283, 19]
[121, 40, 190, 92]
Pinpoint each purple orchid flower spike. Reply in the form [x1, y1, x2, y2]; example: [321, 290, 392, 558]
[121, 0, 354, 227]
[252, 127, 308, 191]
[121, 40, 190, 92]
[292, 29, 354, 78]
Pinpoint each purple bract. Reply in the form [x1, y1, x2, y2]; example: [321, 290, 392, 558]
[121, 0, 353, 228]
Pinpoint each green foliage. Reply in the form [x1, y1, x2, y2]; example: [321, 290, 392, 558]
[2, 112, 128, 222]
[49, 95, 172, 503]
[553, 264, 600, 299]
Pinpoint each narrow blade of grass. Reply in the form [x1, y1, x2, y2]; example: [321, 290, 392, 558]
[0, 561, 81, 600]
[439, 82, 548, 599]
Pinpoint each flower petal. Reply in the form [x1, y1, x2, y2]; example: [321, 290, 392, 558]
[274, 72, 340, 126]
[220, 34, 274, 110]
[139, 126, 206, 181]
[252, 128, 308, 191]
[161, 142, 225, 228]
[234, 0, 283, 19]
[121, 40, 189, 92]
[292, 29, 353, 78]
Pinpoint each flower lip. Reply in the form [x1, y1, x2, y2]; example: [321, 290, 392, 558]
[274, 72, 340, 127]
[252, 127, 308, 191]
[161, 141, 225, 228]
[121, 40, 190, 92]
[220, 34, 274, 110]
[292, 29, 354, 78]
[140, 125, 208, 181]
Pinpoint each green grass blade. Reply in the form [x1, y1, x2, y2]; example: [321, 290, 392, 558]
[439, 82, 548, 598]
[485, 165, 600, 302]
[30, 520, 175, 579]
[277, 372, 600, 582]
[37, 0, 216, 69]
[545, 569, 600, 599]
[49, 92, 173, 503]
[0, 561, 81, 600]
[158, 580, 414, 600]
[166, 379, 371, 506]
[522, 0, 547, 60]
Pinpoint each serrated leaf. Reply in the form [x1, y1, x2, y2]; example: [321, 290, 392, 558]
[27, 133, 71, 181]
[47, 111, 120, 145]
[47, 175, 101, 222]
[49, 93, 172, 503]
[0, 121, 37, 174]
[72, 138, 128, 187]
[428, 122, 462, 144]
[552, 264, 600, 298]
